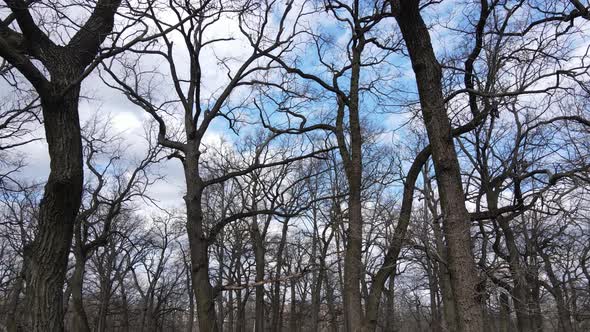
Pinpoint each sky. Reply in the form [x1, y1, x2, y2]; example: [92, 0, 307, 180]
[2, 0, 589, 216]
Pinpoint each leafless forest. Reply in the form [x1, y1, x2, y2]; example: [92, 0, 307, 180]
[1, 0, 590, 331]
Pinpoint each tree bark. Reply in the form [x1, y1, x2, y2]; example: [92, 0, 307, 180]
[69, 250, 91, 332]
[393, 1, 484, 331]
[250, 184, 266, 332]
[342, 21, 365, 332]
[185, 145, 219, 332]
[24, 84, 84, 332]
[0, 2, 122, 330]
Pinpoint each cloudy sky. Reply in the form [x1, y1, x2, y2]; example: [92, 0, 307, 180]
[4, 0, 588, 214]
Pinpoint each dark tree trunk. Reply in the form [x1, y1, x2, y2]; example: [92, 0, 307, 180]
[70, 251, 91, 332]
[341, 26, 364, 332]
[25, 84, 84, 332]
[182, 144, 219, 332]
[433, 218, 457, 332]
[310, 221, 329, 332]
[1, 2, 122, 330]
[188, 223, 218, 332]
[424, 169, 458, 332]
[250, 208, 266, 332]
[394, 1, 484, 331]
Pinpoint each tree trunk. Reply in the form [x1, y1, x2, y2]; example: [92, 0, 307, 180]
[499, 292, 511, 332]
[427, 258, 442, 332]
[424, 168, 458, 332]
[185, 252, 195, 332]
[250, 200, 265, 332]
[289, 277, 297, 332]
[25, 84, 84, 332]
[271, 216, 290, 331]
[216, 245, 225, 332]
[70, 251, 91, 332]
[189, 228, 218, 332]
[342, 27, 364, 332]
[310, 207, 321, 332]
[433, 218, 457, 332]
[394, 2, 484, 331]
[236, 288, 247, 332]
[1, 2, 121, 330]
[498, 217, 534, 332]
[540, 250, 573, 332]
[311, 248, 327, 332]
[184, 145, 218, 332]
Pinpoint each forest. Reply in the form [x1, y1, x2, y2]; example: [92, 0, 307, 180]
[1, 0, 590, 331]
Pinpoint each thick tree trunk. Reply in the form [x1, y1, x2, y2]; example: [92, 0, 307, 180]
[424, 169, 458, 332]
[394, 2, 484, 331]
[25, 85, 84, 332]
[189, 226, 218, 332]
[1, 2, 120, 330]
[183, 145, 218, 332]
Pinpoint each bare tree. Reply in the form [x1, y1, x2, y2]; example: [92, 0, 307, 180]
[0, 1, 125, 329]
